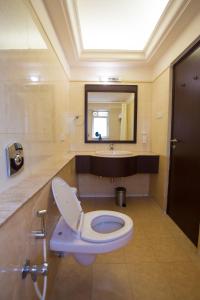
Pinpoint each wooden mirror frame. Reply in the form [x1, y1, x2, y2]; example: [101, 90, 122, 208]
[85, 84, 138, 143]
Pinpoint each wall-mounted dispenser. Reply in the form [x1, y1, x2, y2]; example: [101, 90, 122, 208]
[6, 143, 24, 176]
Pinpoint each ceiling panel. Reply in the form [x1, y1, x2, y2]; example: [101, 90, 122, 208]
[76, 0, 169, 51]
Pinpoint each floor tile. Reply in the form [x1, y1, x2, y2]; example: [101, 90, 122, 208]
[92, 264, 133, 300]
[50, 261, 92, 300]
[127, 262, 176, 300]
[51, 197, 200, 300]
[124, 236, 156, 263]
[150, 236, 191, 263]
[166, 262, 200, 300]
[94, 248, 125, 264]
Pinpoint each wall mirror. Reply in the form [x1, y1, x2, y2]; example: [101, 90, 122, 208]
[85, 84, 137, 143]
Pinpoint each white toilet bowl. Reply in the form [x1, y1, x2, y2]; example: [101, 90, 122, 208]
[50, 177, 133, 265]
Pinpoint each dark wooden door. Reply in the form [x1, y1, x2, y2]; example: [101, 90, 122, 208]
[167, 41, 200, 246]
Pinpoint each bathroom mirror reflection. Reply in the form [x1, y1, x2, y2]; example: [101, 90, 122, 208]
[85, 84, 137, 143]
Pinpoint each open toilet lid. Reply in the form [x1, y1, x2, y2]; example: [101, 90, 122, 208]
[52, 177, 82, 233]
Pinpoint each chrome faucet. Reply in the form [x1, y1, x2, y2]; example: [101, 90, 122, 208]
[109, 143, 114, 151]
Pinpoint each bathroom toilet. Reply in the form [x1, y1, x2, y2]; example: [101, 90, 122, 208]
[50, 177, 133, 265]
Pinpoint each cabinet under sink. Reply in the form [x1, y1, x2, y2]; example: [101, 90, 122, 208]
[75, 155, 159, 177]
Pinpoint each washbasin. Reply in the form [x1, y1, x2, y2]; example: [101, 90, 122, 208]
[95, 150, 133, 158]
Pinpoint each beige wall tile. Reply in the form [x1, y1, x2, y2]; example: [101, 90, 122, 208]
[0, 160, 76, 300]
[150, 68, 171, 209]
[78, 174, 149, 197]
[0, 50, 70, 193]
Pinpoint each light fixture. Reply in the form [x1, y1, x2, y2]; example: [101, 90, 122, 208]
[99, 75, 121, 82]
[30, 75, 40, 82]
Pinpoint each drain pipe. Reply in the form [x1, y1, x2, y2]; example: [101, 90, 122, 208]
[22, 210, 48, 300]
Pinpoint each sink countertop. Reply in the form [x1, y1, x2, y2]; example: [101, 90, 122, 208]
[77, 151, 158, 157]
[0, 150, 158, 226]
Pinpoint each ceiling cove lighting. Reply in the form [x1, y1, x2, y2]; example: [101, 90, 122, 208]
[76, 0, 169, 51]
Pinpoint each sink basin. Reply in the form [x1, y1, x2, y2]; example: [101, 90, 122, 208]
[95, 150, 133, 157]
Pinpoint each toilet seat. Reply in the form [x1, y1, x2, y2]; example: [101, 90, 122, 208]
[81, 210, 133, 243]
[50, 216, 133, 254]
[51, 177, 133, 250]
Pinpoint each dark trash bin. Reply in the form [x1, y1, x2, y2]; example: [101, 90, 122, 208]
[115, 187, 126, 207]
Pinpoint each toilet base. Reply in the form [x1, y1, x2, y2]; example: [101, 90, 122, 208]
[74, 253, 96, 265]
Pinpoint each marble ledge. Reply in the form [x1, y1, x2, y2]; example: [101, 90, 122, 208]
[0, 152, 77, 227]
[0, 150, 157, 227]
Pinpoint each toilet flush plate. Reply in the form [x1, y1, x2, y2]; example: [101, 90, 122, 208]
[6, 143, 24, 176]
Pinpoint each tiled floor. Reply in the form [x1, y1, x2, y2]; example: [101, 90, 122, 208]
[50, 197, 200, 300]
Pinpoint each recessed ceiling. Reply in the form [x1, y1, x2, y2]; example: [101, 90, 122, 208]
[30, 0, 191, 70]
[76, 0, 169, 51]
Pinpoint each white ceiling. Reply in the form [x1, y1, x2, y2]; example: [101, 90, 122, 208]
[0, 0, 47, 50]
[30, 0, 192, 73]
[76, 0, 169, 51]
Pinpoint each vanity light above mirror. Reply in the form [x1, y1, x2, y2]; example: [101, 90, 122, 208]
[85, 84, 138, 143]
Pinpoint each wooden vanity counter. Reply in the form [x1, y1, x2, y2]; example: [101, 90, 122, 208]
[76, 154, 159, 177]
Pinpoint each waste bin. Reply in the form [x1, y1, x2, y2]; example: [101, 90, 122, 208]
[115, 187, 126, 207]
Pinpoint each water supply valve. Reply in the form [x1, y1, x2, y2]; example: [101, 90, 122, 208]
[22, 259, 48, 282]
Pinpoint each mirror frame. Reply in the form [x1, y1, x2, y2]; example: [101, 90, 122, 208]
[85, 84, 138, 143]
